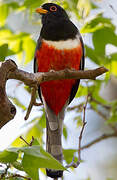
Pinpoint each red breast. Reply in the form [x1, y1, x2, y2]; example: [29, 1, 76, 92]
[36, 40, 82, 115]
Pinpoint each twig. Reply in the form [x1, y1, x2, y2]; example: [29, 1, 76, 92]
[20, 136, 34, 146]
[78, 95, 88, 162]
[24, 87, 43, 120]
[90, 100, 117, 133]
[89, 95, 111, 110]
[4, 174, 31, 180]
[81, 132, 117, 150]
[67, 103, 83, 112]
[109, 4, 117, 15]
[65, 156, 78, 168]
[66, 95, 88, 168]
[24, 87, 37, 120]
[34, 102, 43, 106]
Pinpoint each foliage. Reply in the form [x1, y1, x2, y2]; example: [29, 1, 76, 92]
[0, 143, 66, 180]
[0, 0, 117, 179]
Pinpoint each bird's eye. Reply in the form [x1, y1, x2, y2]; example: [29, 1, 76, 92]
[50, 6, 57, 12]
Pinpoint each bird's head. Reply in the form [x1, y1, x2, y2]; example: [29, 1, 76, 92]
[35, 3, 78, 41]
[36, 3, 69, 25]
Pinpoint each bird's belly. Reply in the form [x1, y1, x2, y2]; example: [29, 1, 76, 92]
[36, 41, 82, 115]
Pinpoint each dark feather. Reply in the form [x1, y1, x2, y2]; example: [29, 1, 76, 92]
[34, 37, 43, 102]
[69, 34, 85, 104]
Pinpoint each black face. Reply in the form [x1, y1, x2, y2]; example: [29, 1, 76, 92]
[37, 3, 78, 41]
[41, 3, 69, 24]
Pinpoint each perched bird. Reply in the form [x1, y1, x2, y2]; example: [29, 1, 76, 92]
[34, 3, 85, 178]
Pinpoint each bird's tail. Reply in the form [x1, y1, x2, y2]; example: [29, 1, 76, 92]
[43, 101, 66, 178]
[46, 117, 63, 178]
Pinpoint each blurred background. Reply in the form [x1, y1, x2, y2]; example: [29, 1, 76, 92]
[0, 0, 117, 180]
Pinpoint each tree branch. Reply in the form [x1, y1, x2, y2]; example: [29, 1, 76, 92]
[81, 132, 117, 150]
[8, 63, 108, 86]
[0, 59, 108, 128]
[66, 95, 88, 168]
[0, 60, 16, 128]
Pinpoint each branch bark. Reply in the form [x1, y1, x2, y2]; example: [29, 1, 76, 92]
[0, 59, 108, 128]
[9, 63, 108, 86]
[0, 60, 16, 128]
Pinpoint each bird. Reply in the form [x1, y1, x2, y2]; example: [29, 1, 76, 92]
[34, 3, 85, 178]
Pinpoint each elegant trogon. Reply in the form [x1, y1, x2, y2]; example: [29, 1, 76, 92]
[34, 3, 85, 178]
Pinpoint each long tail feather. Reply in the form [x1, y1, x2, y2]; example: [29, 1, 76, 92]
[46, 116, 63, 178]
[42, 93, 67, 178]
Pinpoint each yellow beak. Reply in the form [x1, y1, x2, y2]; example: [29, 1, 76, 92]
[36, 8, 48, 14]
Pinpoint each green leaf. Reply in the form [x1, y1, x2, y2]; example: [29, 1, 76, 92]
[24, 122, 43, 145]
[9, 97, 26, 111]
[38, 111, 46, 129]
[74, 116, 83, 127]
[0, 44, 8, 61]
[0, 2, 19, 27]
[6, 2, 19, 9]
[81, 13, 115, 34]
[109, 53, 117, 62]
[9, 39, 23, 54]
[0, 150, 18, 163]
[86, 178, 91, 180]
[88, 80, 110, 111]
[11, 136, 26, 148]
[0, 4, 8, 27]
[77, 0, 91, 17]
[108, 101, 117, 124]
[23, 0, 43, 8]
[0, 29, 12, 43]
[110, 61, 117, 76]
[7, 32, 28, 41]
[21, 146, 66, 170]
[11, 119, 43, 148]
[24, 85, 32, 94]
[85, 45, 101, 65]
[0, 30, 35, 63]
[106, 53, 117, 75]
[63, 149, 77, 164]
[93, 27, 117, 55]
[62, 1, 80, 19]
[75, 85, 88, 98]
[12, 161, 24, 171]
[63, 125, 68, 140]
[23, 155, 39, 180]
[23, 37, 36, 64]
[31, 138, 40, 145]
[8, 145, 66, 180]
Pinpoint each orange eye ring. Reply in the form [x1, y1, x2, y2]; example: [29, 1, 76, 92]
[50, 6, 57, 12]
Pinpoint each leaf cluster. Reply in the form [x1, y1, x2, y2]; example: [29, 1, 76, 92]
[0, 142, 66, 180]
